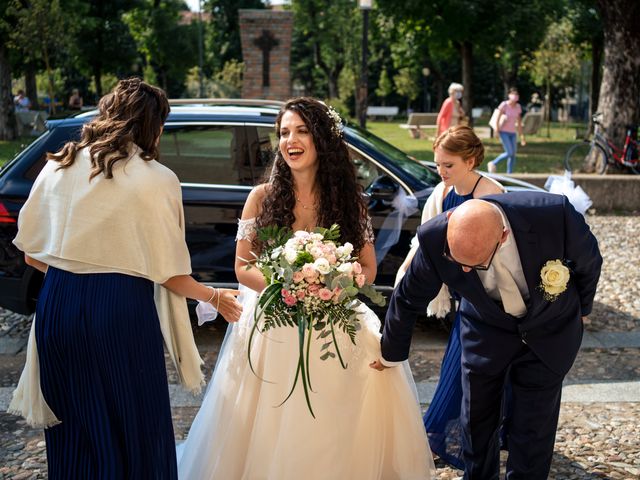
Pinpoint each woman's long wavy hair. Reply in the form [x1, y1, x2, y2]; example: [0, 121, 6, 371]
[48, 77, 170, 179]
[254, 97, 369, 254]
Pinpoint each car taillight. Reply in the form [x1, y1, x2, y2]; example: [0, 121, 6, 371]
[0, 202, 17, 223]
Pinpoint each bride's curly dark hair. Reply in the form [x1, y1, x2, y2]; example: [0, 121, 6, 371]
[48, 77, 170, 179]
[254, 97, 369, 253]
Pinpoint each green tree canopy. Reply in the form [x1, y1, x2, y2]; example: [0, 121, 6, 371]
[203, 0, 264, 75]
[0, 0, 17, 139]
[124, 0, 199, 97]
[377, 0, 563, 112]
[73, 0, 140, 97]
[291, 0, 361, 99]
[9, 0, 73, 113]
[526, 17, 581, 134]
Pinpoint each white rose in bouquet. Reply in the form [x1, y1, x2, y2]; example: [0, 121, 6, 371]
[314, 257, 331, 275]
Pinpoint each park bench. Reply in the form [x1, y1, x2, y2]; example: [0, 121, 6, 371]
[15, 110, 48, 137]
[366, 106, 399, 120]
[399, 112, 438, 139]
[487, 111, 544, 138]
[521, 111, 543, 135]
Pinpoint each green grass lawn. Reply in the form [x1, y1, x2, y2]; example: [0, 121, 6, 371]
[0, 136, 37, 169]
[366, 120, 583, 174]
[1, 121, 583, 174]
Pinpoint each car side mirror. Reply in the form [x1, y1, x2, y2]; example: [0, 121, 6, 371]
[368, 175, 398, 201]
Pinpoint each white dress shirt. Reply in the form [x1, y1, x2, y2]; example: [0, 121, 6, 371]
[477, 203, 529, 309]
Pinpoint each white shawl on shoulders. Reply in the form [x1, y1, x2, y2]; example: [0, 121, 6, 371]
[419, 182, 452, 318]
[9, 146, 204, 428]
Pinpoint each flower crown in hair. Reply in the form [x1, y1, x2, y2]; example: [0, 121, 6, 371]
[326, 105, 343, 138]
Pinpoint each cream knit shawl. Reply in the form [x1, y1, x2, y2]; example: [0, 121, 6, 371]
[9, 146, 204, 428]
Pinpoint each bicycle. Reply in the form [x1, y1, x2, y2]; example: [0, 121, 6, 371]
[564, 113, 640, 174]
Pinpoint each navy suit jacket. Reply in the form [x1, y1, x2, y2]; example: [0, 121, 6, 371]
[382, 192, 602, 376]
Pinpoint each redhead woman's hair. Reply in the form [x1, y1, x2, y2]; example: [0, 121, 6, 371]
[48, 77, 170, 179]
[254, 97, 369, 254]
[433, 125, 485, 168]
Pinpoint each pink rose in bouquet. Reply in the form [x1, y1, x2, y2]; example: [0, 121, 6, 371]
[249, 224, 386, 418]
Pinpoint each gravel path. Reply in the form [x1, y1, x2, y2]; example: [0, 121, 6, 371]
[0, 213, 638, 479]
[586, 215, 640, 332]
[1, 214, 638, 339]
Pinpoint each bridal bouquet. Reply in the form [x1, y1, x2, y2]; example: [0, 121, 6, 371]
[247, 224, 385, 417]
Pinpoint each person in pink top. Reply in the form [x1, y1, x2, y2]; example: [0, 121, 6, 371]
[436, 82, 465, 136]
[488, 87, 526, 174]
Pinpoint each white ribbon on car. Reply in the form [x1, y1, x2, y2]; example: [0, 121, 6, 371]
[374, 187, 432, 264]
[544, 170, 592, 216]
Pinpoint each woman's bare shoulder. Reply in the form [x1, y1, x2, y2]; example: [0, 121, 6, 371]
[243, 183, 270, 219]
[475, 175, 505, 197]
[251, 183, 269, 196]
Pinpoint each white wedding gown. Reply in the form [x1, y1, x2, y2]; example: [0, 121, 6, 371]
[177, 286, 436, 479]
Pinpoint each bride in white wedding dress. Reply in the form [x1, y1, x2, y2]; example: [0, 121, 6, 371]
[177, 98, 435, 479]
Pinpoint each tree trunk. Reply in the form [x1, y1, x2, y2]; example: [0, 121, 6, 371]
[545, 75, 551, 138]
[25, 63, 39, 111]
[460, 41, 473, 126]
[500, 62, 518, 98]
[595, 0, 640, 164]
[160, 68, 168, 94]
[42, 48, 56, 115]
[501, 78, 509, 99]
[0, 43, 16, 141]
[328, 72, 339, 99]
[588, 36, 603, 133]
[433, 72, 444, 111]
[95, 11, 105, 98]
[93, 63, 103, 98]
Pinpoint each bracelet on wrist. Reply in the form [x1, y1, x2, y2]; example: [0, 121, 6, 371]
[206, 287, 221, 312]
[205, 286, 216, 303]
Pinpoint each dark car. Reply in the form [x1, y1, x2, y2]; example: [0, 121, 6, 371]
[0, 99, 541, 315]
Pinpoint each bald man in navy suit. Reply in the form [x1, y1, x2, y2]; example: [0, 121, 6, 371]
[372, 192, 602, 479]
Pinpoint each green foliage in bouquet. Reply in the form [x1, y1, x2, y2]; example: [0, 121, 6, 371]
[247, 224, 385, 418]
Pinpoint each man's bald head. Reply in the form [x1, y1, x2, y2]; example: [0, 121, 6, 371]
[447, 200, 505, 269]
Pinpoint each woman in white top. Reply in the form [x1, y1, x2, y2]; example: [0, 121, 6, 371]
[177, 97, 436, 479]
[11, 78, 241, 479]
[14, 89, 31, 112]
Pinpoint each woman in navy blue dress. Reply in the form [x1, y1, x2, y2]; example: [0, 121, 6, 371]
[395, 126, 504, 470]
[12, 78, 241, 479]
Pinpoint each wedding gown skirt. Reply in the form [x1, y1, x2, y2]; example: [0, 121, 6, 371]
[177, 287, 435, 479]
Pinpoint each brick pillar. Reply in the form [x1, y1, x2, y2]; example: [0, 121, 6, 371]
[239, 10, 293, 100]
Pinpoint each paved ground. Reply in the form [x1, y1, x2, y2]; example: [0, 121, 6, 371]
[1, 215, 639, 479]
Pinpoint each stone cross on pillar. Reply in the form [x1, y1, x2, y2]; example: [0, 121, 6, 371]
[239, 9, 293, 100]
[253, 30, 279, 88]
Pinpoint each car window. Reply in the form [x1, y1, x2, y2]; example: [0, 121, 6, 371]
[2, 130, 51, 181]
[346, 123, 440, 186]
[159, 125, 249, 185]
[252, 127, 278, 183]
[350, 148, 383, 190]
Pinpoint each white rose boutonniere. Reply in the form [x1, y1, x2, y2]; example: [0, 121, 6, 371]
[539, 259, 570, 301]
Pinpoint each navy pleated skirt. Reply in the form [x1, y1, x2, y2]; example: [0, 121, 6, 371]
[423, 311, 465, 470]
[35, 267, 177, 479]
[423, 312, 513, 470]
